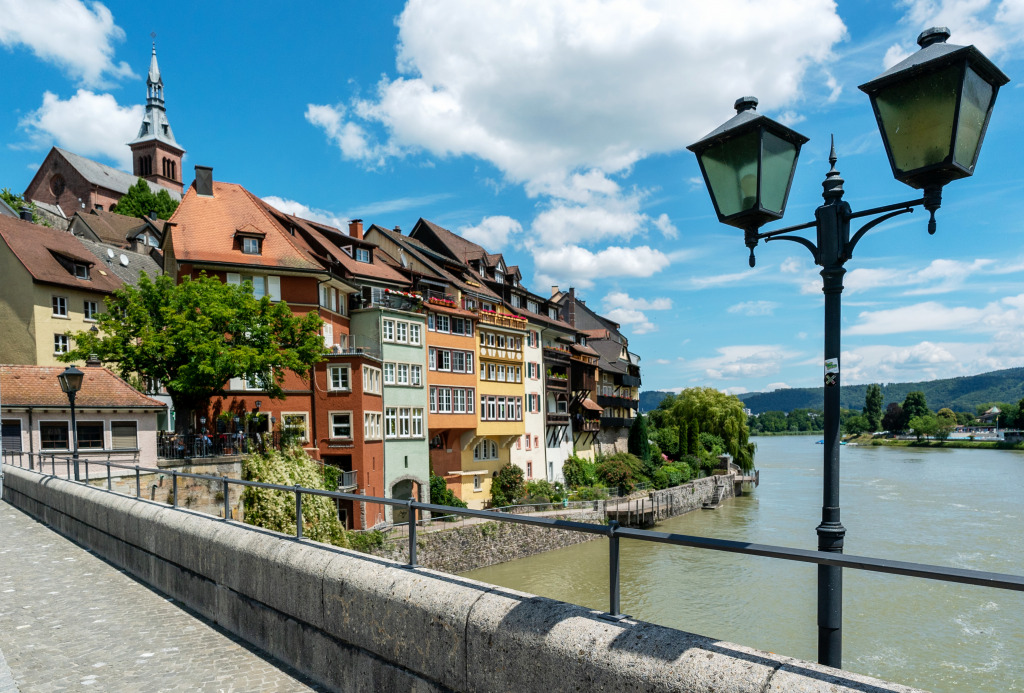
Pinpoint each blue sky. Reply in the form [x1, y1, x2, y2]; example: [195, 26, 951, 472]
[3, 0, 1024, 396]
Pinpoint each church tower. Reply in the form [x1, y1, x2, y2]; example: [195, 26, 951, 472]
[128, 43, 185, 193]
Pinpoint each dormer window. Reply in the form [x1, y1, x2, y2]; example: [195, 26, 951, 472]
[494, 270, 504, 283]
[479, 264, 485, 278]
[242, 237, 261, 255]
[548, 307, 558, 320]
[74, 263, 89, 279]
[355, 248, 371, 263]
[527, 300, 539, 313]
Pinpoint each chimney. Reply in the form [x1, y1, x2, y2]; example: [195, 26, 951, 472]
[19, 206, 32, 222]
[194, 165, 214, 197]
[568, 287, 576, 327]
[86, 354, 102, 367]
[148, 209, 158, 220]
[349, 219, 363, 240]
[551, 285, 559, 297]
[393, 225, 401, 234]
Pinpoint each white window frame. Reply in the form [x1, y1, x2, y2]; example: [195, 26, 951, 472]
[52, 295, 67, 317]
[409, 323, 421, 345]
[397, 363, 409, 385]
[385, 408, 397, 438]
[282, 412, 309, 443]
[362, 365, 382, 394]
[383, 319, 395, 342]
[329, 411, 353, 439]
[411, 365, 422, 386]
[84, 300, 99, 321]
[355, 248, 371, 263]
[54, 334, 69, 354]
[328, 365, 351, 391]
[364, 411, 382, 440]
[395, 321, 408, 343]
[412, 409, 423, 437]
[384, 363, 396, 384]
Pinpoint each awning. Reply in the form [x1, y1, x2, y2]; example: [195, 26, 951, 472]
[446, 469, 492, 477]
[581, 399, 604, 412]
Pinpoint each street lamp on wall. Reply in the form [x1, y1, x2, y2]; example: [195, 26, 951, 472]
[688, 28, 1007, 670]
[57, 365, 85, 482]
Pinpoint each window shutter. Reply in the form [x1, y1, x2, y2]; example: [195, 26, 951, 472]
[268, 275, 281, 301]
[323, 323, 333, 348]
[228, 377, 244, 390]
[111, 421, 138, 449]
[226, 273, 241, 286]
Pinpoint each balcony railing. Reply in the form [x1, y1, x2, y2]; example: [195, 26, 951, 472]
[422, 289, 457, 307]
[157, 431, 282, 460]
[620, 374, 642, 387]
[600, 416, 634, 429]
[338, 470, 358, 490]
[477, 311, 527, 329]
[352, 287, 423, 313]
[546, 375, 569, 390]
[542, 346, 572, 363]
[597, 394, 639, 410]
[545, 411, 570, 426]
[573, 417, 601, 432]
[325, 335, 382, 360]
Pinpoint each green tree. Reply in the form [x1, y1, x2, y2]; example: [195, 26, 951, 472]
[61, 272, 324, 431]
[844, 415, 870, 435]
[1, 187, 45, 224]
[678, 421, 688, 456]
[595, 452, 643, 493]
[628, 414, 652, 465]
[908, 414, 939, 441]
[652, 425, 679, 459]
[669, 388, 753, 470]
[429, 471, 467, 511]
[490, 462, 525, 507]
[110, 177, 179, 219]
[935, 408, 957, 440]
[882, 402, 906, 433]
[241, 444, 349, 548]
[864, 384, 883, 432]
[688, 420, 700, 464]
[902, 391, 930, 421]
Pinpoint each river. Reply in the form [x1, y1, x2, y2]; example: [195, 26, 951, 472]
[462, 436, 1024, 693]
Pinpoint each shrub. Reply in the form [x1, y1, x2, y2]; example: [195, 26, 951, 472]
[490, 462, 525, 507]
[570, 485, 609, 501]
[562, 454, 598, 488]
[348, 530, 385, 553]
[524, 480, 565, 505]
[242, 445, 350, 549]
[322, 464, 340, 490]
[429, 470, 467, 509]
[596, 452, 643, 493]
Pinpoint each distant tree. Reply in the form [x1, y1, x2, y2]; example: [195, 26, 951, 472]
[628, 414, 652, 466]
[882, 403, 905, 433]
[956, 411, 976, 426]
[688, 420, 700, 462]
[490, 463, 525, 507]
[652, 425, 678, 459]
[60, 272, 324, 432]
[902, 391, 930, 421]
[935, 408, 957, 440]
[1015, 398, 1024, 429]
[864, 384, 883, 432]
[844, 415, 870, 435]
[669, 387, 753, 470]
[908, 414, 939, 441]
[678, 421, 688, 456]
[758, 410, 788, 433]
[111, 177, 179, 219]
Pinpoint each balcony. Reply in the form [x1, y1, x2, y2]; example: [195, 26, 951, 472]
[337, 470, 358, 490]
[576, 419, 601, 432]
[596, 394, 639, 410]
[601, 416, 635, 429]
[546, 375, 569, 391]
[620, 374, 641, 388]
[545, 411, 570, 427]
[542, 346, 572, 364]
[352, 287, 423, 313]
[422, 289, 457, 307]
[477, 310, 528, 330]
[325, 335, 382, 360]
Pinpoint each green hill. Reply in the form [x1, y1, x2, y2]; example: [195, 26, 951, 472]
[640, 367, 1024, 415]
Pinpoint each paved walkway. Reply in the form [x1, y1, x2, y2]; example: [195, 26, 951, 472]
[0, 501, 327, 693]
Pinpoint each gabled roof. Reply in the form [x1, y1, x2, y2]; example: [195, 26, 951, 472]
[167, 181, 323, 272]
[0, 365, 164, 409]
[0, 215, 122, 293]
[77, 238, 163, 287]
[0, 198, 17, 218]
[42, 148, 181, 200]
[71, 209, 151, 247]
[410, 218, 490, 265]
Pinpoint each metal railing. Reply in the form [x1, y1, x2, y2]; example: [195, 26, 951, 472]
[4, 453, 1023, 653]
[157, 431, 281, 460]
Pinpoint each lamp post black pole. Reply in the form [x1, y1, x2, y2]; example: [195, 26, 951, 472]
[68, 389, 80, 482]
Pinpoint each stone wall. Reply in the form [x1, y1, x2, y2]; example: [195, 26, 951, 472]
[368, 507, 606, 573]
[85, 460, 245, 519]
[2, 465, 923, 693]
[648, 474, 736, 522]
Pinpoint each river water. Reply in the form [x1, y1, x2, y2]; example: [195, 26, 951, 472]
[462, 436, 1024, 693]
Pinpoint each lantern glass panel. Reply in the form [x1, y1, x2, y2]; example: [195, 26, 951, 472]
[875, 62, 960, 175]
[954, 66, 994, 168]
[760, 131, 798, 214]
[699, 129, 759, 218]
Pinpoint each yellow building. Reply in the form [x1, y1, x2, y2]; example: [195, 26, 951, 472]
[457, 310, 527, 508]
[0, 215, 130, 366]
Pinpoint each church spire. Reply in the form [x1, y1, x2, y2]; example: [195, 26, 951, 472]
[129, 40, 185, 193]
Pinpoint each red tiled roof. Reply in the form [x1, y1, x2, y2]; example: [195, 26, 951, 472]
[0, 215, 122, 293]
[168, 182, 323, 271]
[74, 209, 149, 246]
[0, 365, 165, 409]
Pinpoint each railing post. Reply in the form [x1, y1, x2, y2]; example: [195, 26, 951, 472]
[171, 471, 178, 507]
[65, 455, 70, 479]
[84, 458, 89, 482]
[405, 500, 418, 568]
[601, 520, 625, 621]
[295, 486, 303, 540]
[223, 477, 230, 521]
[106, 462, 112, 491]
[28, 453, 33, 471]
[135, 465, 140, 498]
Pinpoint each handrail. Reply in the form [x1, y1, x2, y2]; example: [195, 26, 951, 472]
[5, 453, 1023, 632]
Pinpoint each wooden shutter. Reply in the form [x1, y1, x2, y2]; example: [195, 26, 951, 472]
[268, 275, 281, 301]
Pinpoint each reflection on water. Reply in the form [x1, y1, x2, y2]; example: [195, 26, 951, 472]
[462, 436, 1024, 693]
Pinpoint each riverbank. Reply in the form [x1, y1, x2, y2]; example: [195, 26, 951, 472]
[847, 434, 1024, 451]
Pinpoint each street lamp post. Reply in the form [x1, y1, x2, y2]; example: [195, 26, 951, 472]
[688, 28, 1007, 669]
[57, 366, 86, 482]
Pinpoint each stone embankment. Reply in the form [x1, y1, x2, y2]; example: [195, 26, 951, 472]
[3, 465, 924, 693]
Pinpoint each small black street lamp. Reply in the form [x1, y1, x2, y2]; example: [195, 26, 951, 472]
[688, 28, 1007, 670]
[57, 365, 85, 482]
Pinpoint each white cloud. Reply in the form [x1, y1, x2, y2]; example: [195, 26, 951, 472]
[530, 194, 646, 247]
[841, 338, 1024, 385]
[459, 215, 522, 251]
[654, 358, 671, 365]
[780, 256, 804, 274]
[767, 382, 791, 390]
[728, 300, 779, 316]
[891, 0, 1024, 62]
[533, 245, 670, 289]
[18, 90, 141, 169]
[0, 0, 134, 87]
[309, 0, 845, 190]
[691, 344, 801, 380]
[305, 104, 385, 164]
[652, 213, 678, 240]
[689, 268, 764, 289]
[847, 293, 1024, 336]
[601, 290, 672, 334]
[261, 196, 346, 228]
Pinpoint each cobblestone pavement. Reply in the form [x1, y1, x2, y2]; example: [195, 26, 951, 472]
[0, 501, 328, 693]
